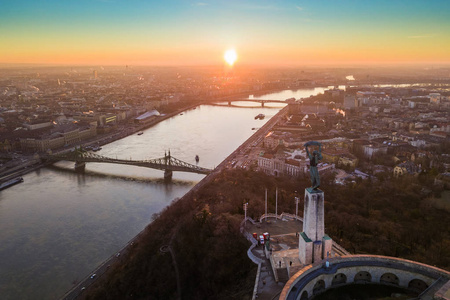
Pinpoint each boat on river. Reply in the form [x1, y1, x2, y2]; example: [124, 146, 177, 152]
[137, 132, 143, 135]
[254, 113, 265, 120]
[0, 177, 24, 191]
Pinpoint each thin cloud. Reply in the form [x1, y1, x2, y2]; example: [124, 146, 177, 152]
[239, 4, 282, 11]
[296, 6, 303, 11]
[193, 2, 208, 6]
[408, 34, 436, 39]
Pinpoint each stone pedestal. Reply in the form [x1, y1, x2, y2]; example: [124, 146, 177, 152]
[322, 235, 333, 259]
[303, 188, 325, 241]
[299, 188, 332, 264]
[164, 169, 173, 181]
[298, 232, 313, 264]
[74, 161, 86, 173]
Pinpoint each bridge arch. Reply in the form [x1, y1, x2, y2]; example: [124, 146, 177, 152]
[300, 291, 308, 300]
[380, 272, 399, 285]
[312, 279, 325, 295]
[354, 271, 371, 283]
[332, 273, 347, 286]
[408, 278, 428, 293]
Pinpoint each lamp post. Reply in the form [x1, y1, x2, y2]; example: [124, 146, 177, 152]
[265, 188, 267, 216]
[243, 202, 248, 227]
[275, 187, 278, 218]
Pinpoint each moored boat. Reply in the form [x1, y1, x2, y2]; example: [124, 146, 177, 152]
[0, 177, 24, 191]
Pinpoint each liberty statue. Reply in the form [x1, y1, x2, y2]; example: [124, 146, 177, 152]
[304, 141, 323, 190]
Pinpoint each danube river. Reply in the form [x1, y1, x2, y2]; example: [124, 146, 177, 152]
[0, 88, 327, 300]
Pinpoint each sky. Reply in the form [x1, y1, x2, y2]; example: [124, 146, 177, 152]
[1, 0, 450, 66]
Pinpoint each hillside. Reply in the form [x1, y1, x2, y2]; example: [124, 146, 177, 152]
[83, 169, 450, 299]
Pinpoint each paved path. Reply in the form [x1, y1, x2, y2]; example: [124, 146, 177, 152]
[250, 244, 285, 300]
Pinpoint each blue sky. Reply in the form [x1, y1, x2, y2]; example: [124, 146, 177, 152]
[1, 0, 449, 65]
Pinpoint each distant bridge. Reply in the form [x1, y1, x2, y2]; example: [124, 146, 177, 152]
[213, 98, 290, 107]
[42, 148, 212, 180]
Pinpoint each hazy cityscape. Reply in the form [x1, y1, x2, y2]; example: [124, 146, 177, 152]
[1, 1, 450, 300]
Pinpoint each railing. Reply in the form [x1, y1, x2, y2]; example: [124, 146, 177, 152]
[280, 213, 303, 222]
[259, 212, 303, 223]
[240, 218, 264, 300]
[332, 241, 351, 256]
[242, 231, 263, 300]
[242, 231, 264, 265]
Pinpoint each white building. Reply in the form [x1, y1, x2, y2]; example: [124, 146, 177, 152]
[258, 154, 306, 177]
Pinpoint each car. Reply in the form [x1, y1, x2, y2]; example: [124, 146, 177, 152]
[259, 235, 265, 245]
[90, 274, 96, 279]
[116, 252, 120, 257]
[81, 287, 86, 292]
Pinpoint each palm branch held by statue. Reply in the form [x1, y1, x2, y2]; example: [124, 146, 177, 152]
[303, 141, 322, 190]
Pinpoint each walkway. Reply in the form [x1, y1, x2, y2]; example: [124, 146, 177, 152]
[250, 244, 285, 300]
[243, 217, 303, 300]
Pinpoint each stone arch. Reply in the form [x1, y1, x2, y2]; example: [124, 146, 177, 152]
[312, 279, 326, 295]
[354, 271, 372, 283]
[331, 273, 347, 286]
[274, 170, 279, 177]
[300, 290, 308, 300]
[408, 279, 428, 293]
[380, 273, 399, 285]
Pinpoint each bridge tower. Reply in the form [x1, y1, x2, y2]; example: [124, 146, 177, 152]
[74, 147, 86, 173]
[298, 188, 332, 265]
[74, 161, 86, 173]
[164, 150, 173, 181]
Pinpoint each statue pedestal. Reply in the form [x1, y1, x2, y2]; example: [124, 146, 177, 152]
[299, 188, 332, 265]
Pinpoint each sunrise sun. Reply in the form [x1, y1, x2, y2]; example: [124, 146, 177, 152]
[224, 49, 237, 66]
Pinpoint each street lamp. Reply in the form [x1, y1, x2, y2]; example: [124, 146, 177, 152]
[265, 188, 267, 216]
[275, 187, 278, 218]
[243, 202, 249, 227]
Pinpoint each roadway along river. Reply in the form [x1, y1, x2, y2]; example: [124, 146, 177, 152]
[0, 88, 327, 300]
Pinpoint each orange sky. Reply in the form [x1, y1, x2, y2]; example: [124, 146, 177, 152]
[1, 1, 449, 66]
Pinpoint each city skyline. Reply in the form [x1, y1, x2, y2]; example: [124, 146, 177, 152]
[1, 0, 450, 67]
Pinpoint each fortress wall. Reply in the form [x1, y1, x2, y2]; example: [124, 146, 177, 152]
[280, 255, 450, 300]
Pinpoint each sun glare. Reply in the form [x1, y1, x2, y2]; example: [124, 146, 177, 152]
[224, 49, 237, 66]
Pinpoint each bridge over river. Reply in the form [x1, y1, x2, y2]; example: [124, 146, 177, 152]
[42, 148, 212, 180]
[213, 98, 292, 107]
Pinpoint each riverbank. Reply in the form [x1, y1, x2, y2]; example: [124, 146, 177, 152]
[0, 86, 306, 184]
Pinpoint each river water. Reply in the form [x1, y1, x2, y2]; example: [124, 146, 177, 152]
[0, 88, 326, 300]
